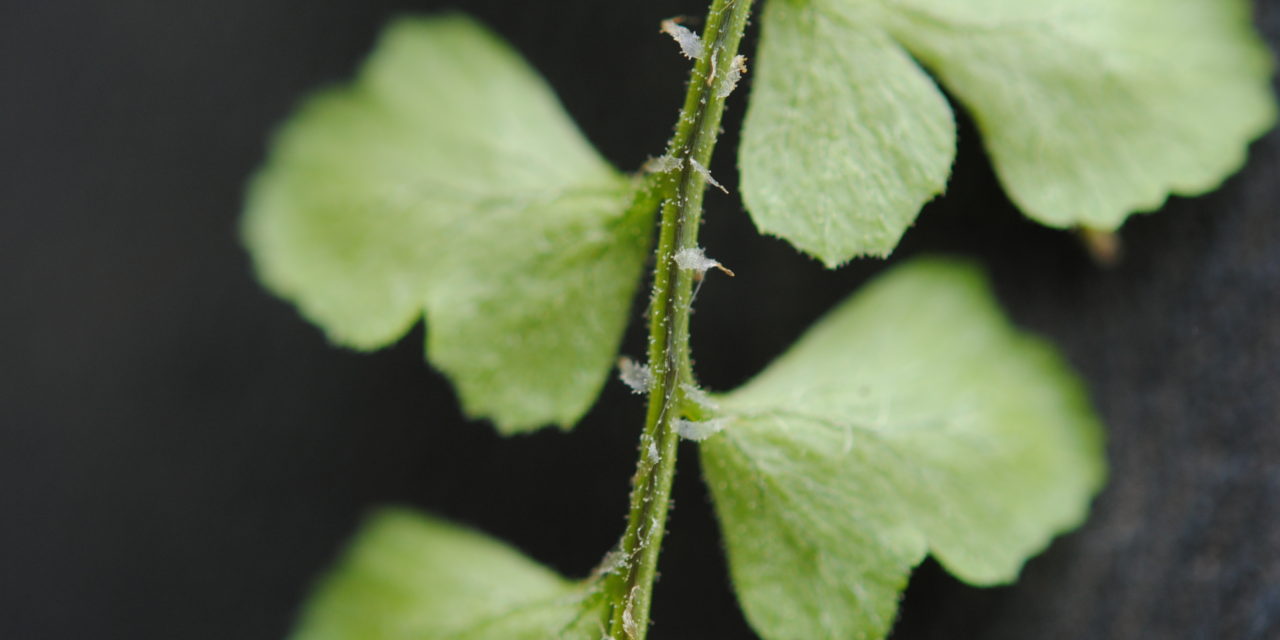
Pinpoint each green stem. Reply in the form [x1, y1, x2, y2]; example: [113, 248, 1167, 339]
[604, 1, 754, 638]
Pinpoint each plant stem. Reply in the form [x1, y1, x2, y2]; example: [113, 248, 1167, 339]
[603, 1, 754, 638]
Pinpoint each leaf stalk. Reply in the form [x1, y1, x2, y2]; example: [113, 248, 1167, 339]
[603, 1, 754, 638]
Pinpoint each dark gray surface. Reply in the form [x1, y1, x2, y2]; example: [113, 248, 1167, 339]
[1, 1, 1276, 638]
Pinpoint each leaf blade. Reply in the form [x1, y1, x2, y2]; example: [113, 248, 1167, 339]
[242, 14, 652, 432]
[741, 0, 1276, 263]
[739, 0, 956, 266]
[290, 508, 604, 640]
[882, 0, 1278, 229]
[702, 257, 1106, 640]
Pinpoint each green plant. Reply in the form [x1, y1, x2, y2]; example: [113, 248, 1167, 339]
[242, 1, 1275, 638]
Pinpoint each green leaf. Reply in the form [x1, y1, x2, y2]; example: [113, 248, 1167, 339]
[290, 508, 604, 640]
[740, 0, 956, 266]
[701, 257, 1106, 640]
[242, 14, 652, 433]
[741, 0, 1277, 265]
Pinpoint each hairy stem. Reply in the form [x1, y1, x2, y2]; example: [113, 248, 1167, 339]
[603, 1, 754, 638]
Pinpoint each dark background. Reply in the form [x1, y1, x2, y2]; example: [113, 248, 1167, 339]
[2, 1, 1277, 638]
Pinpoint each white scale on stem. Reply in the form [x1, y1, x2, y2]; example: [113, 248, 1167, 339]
[716, 55, 748, 98]
[645, 154, 727, 197]
[621, 585, 641, 639]
[660, 18, 703, 60]
[673, 417, 729, 442]
[681, 382, 719, 411]
[618, 357, 652, 394]
[642, 154, 683, 174]
[689, 158, 728, 194]
[674, 246, 734, 277]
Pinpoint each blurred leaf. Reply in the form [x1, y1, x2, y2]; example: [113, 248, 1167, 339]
[243, 14, 652, 433]
[741, 0, 1277, 265]
[291, 509, 604, 640]
[701, 257, 1106, 640]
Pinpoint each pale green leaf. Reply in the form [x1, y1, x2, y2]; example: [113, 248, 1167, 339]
[741, 0, 1277, 264]
[290, 508, 604, 640]
[242, 14, 652, 433]
[701, 257, 1106, 640]
[740, 0, 955, 266]
[881, 0, 1277, 229]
